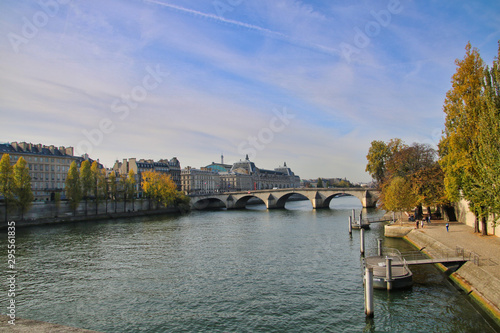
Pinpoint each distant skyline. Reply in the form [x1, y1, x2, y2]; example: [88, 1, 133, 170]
[1, 1, 500, 181]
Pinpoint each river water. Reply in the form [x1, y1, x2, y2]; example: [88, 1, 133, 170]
[1, 196, 498, 332]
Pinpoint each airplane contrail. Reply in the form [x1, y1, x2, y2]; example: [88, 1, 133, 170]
[144, 0, 286, 38]
[143, 0, 338, 57]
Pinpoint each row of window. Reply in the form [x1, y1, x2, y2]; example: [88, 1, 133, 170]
[28, 164, 70, 172]
[30, 173, 66, 181]
[32, 182, 65, 190]
[15, 155, 74, 164]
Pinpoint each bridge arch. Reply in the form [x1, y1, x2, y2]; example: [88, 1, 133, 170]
[190, 188, 379, 210]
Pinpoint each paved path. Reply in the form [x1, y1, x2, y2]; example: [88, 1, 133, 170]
[411, 221, 500, 278]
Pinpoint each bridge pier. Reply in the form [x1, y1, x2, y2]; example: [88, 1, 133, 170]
[311, 191, 330, 209]
[189, 188, 380, 210]
[362, 191, 377, 208]
[265, 194, 281, 209]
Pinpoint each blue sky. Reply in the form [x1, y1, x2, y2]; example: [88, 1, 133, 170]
[1, 0, 499, 181]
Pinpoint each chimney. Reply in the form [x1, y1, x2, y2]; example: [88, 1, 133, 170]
[65, 147, 74, 156]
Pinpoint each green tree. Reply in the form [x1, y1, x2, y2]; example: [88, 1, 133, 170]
[80, 160, 92, 216]
[0, 154, 14, 222]
[365, 140, 390, 184]
[366, 138, 406, 185]
[66, 161, 81, 216]
[13, 157, 33, 220]
[317, 178, 323, 188]
[338, 180, 350, 188]
[471, 43, 500, 231]
[439, 42, 489, 233]
[382, 176, 418, 218]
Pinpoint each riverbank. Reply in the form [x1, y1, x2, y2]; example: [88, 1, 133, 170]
[0, 315, 101, 332]
[0, 206, 187, 229]
[386, 222, 500, 326]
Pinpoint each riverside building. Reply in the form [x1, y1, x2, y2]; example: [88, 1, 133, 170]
[181, 155, 301, 194]
[0, 141, 99, 201]
[112, 157, 182, 196]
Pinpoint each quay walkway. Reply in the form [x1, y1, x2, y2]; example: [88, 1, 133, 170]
[403, 222, 500, 274]
[399, 221, 500, 325]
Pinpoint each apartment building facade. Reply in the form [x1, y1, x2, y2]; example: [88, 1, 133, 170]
[0, 142, 89, 201]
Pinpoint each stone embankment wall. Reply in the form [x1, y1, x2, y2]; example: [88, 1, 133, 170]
[404, 230, 500, 326]
[0, 200, 183, 228]
[455, 198, 500, 236]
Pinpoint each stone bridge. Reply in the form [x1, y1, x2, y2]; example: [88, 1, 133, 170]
[189, 188, 379, 210]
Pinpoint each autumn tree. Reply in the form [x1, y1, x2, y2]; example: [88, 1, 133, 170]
[142, 171, 160, 209]
[366, 138, 406, 186]
[158, 173, 178, 207]
[367, 138, 446, 218]
[13, 157, 33, 220]
[90, 161, 104, 215]
[80, 160, 92, 216]
[108, 171, 118, 213]
[469, 43, 500, 231]
[119, 174, 128, 212]
[99, 169, 109, 214]
[142, 171, 179, 209]
[382, 176, 417, 218]
[439, 42, 496, 234]
[66, 161, 81, 216]
[0, 154, 14, 222]
[126, 169, 136, 211]
[365, 140, 390, 184]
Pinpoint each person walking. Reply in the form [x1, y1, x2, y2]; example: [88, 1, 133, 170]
[446, 223, 449, 232]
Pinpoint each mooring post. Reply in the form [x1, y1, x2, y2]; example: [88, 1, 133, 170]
[360, 228, 365, 256]
[377, 239, 383, 256]
[348, 216, 352, 235]
[385, 257, 393, 291]
[352, 209, 356, 224]
[365, 266, 374, 317]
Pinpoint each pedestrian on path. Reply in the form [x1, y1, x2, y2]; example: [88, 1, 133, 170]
[446, 223, 449, 232]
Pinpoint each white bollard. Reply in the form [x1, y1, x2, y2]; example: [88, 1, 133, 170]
[386, 257, 393, 291]
[348, 216, 352, 235]
[377, 239, 383, 256]
[365, 267, 374, 317]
